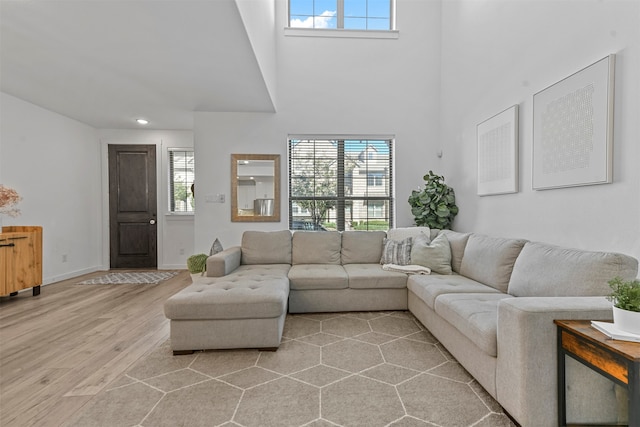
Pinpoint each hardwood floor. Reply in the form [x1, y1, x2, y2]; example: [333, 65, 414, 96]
[0, 270, 192, 427]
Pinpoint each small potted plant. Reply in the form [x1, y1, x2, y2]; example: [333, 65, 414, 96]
[187, 253, 208, 281]
[606, 276, 640, 335]
[408, 171, 459, 230]
[0, 184, 22, 219]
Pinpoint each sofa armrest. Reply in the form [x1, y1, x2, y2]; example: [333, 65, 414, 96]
[495, 297, 616, 427]
[206, 246, 242, 277]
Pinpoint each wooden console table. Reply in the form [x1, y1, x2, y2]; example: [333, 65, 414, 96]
[555, 319, 640, 427]
[0, 226, 43, 296]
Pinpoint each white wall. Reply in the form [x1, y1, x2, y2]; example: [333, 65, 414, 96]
[235, 0, 278, 108]
[440, 0, 640, 262]
[0, 94, 195, 286]
[194, 0, 443, 250]
[97, 129, 194, 269]
[1, 92, 103, 284]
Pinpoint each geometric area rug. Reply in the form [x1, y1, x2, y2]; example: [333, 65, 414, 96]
[77, 271, 179, 285]
[65, 312, 517, 427]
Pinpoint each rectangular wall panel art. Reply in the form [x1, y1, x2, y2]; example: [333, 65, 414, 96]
[477, 105, 519, 196]
[532, 54, 615, 190]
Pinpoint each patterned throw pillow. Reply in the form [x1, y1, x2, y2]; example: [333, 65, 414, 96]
[209, 238, 223, 256]
[380, 237, 412, 265]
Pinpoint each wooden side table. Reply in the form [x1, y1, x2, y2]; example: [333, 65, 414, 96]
[555, 320, 640, 427]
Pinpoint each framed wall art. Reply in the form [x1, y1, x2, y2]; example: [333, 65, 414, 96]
[477, 105, 519, 196]
[532, 54, 615, 190]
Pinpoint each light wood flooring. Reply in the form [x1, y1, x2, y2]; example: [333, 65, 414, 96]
[0, 270, 192, 427]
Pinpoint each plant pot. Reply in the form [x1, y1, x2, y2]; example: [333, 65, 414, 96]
[190, 272, 203, 283]
[612, 306, 640, 335]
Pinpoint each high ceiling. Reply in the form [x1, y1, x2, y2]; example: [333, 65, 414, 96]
[0, 0, 275, 130]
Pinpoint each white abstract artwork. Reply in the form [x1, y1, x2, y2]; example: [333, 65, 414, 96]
[477, 105, 519, 196]
[533, 55, 615, 190]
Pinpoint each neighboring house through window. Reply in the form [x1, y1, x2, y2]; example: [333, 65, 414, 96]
[288, 137, 393, 231]
[169, 149, 195, 213]
[289, 0, 394, 30]
[367, 171, 384, 187]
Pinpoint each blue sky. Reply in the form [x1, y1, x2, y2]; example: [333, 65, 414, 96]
[290, 0, 391, 30]
[344, 140, 390, 153]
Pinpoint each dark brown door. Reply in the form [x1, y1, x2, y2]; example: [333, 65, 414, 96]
[108, 144, 157, 268]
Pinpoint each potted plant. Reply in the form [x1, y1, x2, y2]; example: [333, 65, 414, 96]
[0, 185, 22, 220]
[187, 253, 208, 281]
[408, 171, 459, 230]
[606, 276, 640, 335]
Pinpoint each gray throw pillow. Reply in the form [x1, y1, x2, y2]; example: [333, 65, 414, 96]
[209, 238, 223, 256]
[410, 233, 452, 274]
[380, 237, 412, 265]
[387, 227, 431, 243]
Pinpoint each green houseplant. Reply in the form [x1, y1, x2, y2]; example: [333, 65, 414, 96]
[606, 276, 640, 335]
[408, 171, 459, 229]
[187, 253, 208, 278]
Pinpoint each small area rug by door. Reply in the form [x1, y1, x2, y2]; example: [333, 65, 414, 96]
[77, 271, 179, 285]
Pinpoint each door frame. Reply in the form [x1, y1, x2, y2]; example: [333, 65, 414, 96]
[100, 140, 163, 270]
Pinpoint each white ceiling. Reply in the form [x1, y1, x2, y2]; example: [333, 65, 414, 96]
[0, 0, 275, 130]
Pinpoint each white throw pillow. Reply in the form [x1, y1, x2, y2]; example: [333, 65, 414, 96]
[380, 237, 412, 266]
[410, 233, 452, 275]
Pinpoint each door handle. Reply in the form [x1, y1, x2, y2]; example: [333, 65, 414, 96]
[149, 219, 156, 225]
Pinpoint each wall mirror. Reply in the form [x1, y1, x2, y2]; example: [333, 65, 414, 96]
[231, 154, 280, 222]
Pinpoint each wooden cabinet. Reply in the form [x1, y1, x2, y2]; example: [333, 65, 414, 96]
[0, 226, 43, 296]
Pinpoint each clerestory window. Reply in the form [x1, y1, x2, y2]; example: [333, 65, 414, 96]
[288, 0, 394, 31]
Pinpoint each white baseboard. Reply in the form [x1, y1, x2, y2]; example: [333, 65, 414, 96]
[160, 264, 188, 270]
[44, 266, 105, 286]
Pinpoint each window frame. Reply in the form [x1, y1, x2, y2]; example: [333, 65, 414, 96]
[168, 148, 195, 214]
[287, 0, 397, 36]
[367, 171, 384, 187]
[288, 136, 394, 232]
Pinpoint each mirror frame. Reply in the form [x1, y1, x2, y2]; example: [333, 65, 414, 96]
[231, 154, 281, 222]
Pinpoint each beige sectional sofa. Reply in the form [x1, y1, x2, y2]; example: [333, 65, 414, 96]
[164, 228, 638, 427]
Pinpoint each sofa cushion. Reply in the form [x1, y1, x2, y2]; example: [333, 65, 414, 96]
[292, 231, 342, 265]
[343, 264, 408, 289]
[459, 234, 527, 293]
[341, 231, 386, 264]
[437, 230, 471, 273]
[288, 264, 349, 290]
[380, 237, 412, 265]
[508, 241, 639, 297]
[164, 264, 290, 320]
[434, 293, 514, 357]
[241, 230, 292, 265]
[407, 273, 501, 310]
[410, 233, 452, 275]
[387, 226, 431, 242]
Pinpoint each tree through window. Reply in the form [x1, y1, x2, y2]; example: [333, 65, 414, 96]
[169, 149, 195, 213]
[288, 138, 393, 231]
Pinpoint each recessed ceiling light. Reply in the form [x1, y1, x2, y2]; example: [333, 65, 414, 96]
[136, 118, 149, 125]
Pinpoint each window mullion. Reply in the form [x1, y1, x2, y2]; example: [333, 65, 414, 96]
[337, 0, 344, 29]
[389, 0, 396, 30]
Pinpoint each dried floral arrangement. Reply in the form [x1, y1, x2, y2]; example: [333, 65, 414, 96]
[0, 185, 22, 217]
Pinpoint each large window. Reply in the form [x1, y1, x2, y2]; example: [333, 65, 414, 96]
[289, 0, 393, 30]
[168, 149, 195, 213]
[289, 138, 393, 231]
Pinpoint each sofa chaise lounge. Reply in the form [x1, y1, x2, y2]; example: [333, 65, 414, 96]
[164, 228, 638, 427]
